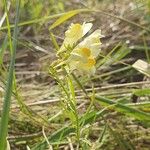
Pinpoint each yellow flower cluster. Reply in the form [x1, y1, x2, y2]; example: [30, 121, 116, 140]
[58, 23, 102, 75]
[59, 23, 93, 53]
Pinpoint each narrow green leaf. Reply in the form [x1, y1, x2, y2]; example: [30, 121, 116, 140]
[133, 88, 150, 96]
[49, 9, 88, 30]
[79, 111, 97, 126]
[0, 9, 88, 31]
[106, 44, 131, 65]
[98, 124, 107, 143]
[113, 44, 131, 61]
[32, 127, 75, 150]
[50, 32, 60, 51]
[97, 42, 121, 67]
[97, 44, 131, 69]
[0, 36, 8, 66]
[31, 108, 107, 149]
[95, 95, 150, 122]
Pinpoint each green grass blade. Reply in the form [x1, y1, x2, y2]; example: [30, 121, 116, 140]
[0, 36, 8, 66]
[95, 95, 150, 122]
[32, 127, 75, 150]
[49, 9, 89, 30]
[97, 42, 121, 67]
[133, 88, 150, 96]
[31, 108, 107, 149]
[0, 0, 20, 149]
[102, 44, 131, 67]
[50, 32, 60, 52]
[0, 13, 64, 31]
[98, 124, 107, 143]
[0, 9, 89, 31]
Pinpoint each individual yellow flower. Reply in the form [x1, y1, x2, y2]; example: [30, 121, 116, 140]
[67, 29, 102, 75]
[58, 22, 93, 54]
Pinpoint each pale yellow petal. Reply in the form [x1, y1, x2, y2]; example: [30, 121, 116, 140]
[65, 23, 83, 42]
[90, 43, 101, 57]
[63, 23, 102, 75]
[78, 29, 102, 57]
[82, 22, 93, 36]
[59, 23, 93, 53]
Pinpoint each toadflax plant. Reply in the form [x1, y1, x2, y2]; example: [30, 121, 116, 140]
[49, 22, 102, 143]
[57, 22, 103, 75]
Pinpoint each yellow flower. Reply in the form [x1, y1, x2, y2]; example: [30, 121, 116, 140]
[67, 29, 102, 75]
[58, 22, 93, 54]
